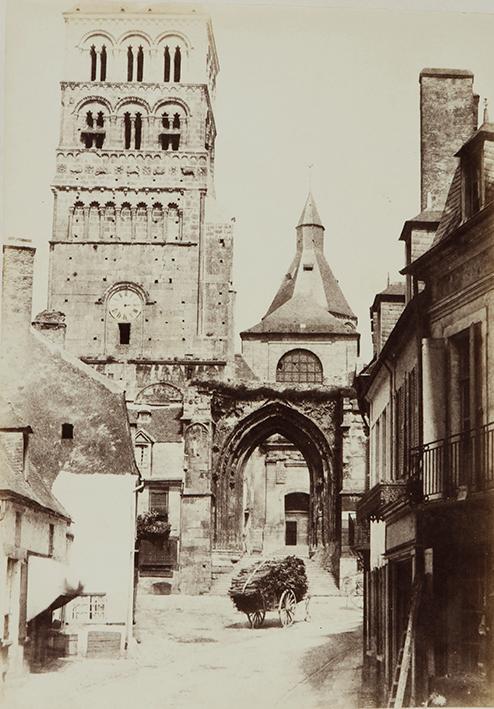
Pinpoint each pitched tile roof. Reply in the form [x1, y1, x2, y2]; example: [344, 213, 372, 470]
[0, 441, 70, 520]
[234, 354, 258, 381]
[0, 329, 139, 488]
[0, 395, 29, 430]
[128, 405, 183, 443]
[243, 294, 357, 336]
[431, 165, 462, 247]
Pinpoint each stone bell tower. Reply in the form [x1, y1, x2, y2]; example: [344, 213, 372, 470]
[47, 4, 235, 398]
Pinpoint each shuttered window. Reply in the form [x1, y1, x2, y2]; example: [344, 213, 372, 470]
[149, 488, 168, 515]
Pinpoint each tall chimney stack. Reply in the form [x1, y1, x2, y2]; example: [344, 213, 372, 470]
[1, 240, 36, 344]
[420, 68, 478, 212]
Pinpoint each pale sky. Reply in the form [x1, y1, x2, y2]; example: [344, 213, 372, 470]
[3, 0, 494, 363]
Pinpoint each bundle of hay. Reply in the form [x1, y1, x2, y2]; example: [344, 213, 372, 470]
[229, 556, 308, 613]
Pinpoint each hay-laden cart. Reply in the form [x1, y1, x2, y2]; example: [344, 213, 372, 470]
[229, 556, 310, 629]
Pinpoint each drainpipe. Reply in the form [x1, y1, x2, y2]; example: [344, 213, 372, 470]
[126, 475, 144, 653]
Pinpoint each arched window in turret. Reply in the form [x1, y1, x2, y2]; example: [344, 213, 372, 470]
[86, 36, 111, 81]
[127, 46, 134, 81]
[137, 46, 144, 82]
[164, 46, 171, 82]
[124, 112, 132, 149]
[174, 46, 181, 82]
[276, 349, 323, 384]
[90, 45, 97, 81]
[100, 45, 107, 81]
[134, 113, 142, 150]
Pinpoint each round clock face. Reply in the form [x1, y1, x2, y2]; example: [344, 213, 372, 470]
[108, 289, 142, 322]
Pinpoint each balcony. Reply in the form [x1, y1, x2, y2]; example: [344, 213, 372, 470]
[408, 422, 494, 502]
[356, 480, 406, 522]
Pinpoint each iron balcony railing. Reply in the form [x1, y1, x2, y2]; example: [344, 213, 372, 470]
[408, 422, 494, 501]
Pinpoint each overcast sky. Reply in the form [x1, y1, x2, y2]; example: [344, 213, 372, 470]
[3, 0, 494, 363]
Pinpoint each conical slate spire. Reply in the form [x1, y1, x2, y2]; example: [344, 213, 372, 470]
[241, 193, 357, 337]
[297, 192, 324, 228]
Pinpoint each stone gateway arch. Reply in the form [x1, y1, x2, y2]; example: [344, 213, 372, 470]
[178, 383, 366, 593]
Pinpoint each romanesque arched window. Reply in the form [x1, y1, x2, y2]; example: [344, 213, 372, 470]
[81, 109, 106, 149]
[127, 46, 134, 81]
[166, 203, 181, 241]
[276, 349, 323, 384]
[135, 203, 147, 241]
[137, 46, 144, 82]
[102, 202, 116, 240]
[127, 44, 144, 82]
[164, 46, 171, 82]
[88, 202, 100, 240]
[120, 203, 132, 241]
[123, 111, 142, 150]
[151, 203, 164, 241]
[71, 202, 85, 240]
[163, 45, 182, 82]
[100, 45, 107, 81]
[85, 34, 111, 81]
[174, 46, 181, 82]
[159, 110, 182, 151]
[90, 45, 97, 81]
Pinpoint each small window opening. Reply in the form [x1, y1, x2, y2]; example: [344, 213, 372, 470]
[303, 264, 314, 271]
[61, 423, 74, 440]
[100, 45, 107, 81]
[119, 322, 131, 345]
[127, 46, 133, 81]
[124, 112, 132, 149]
[137, 46, 144, 82]
[164, 46, 171, 82]
[174, 46, 181, 82]
[134, 113, 142, 149]
[90, 45, 97, 81]
[173, 112, 180, 129]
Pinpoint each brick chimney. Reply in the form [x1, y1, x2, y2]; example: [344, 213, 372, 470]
[420, 68, 478, 212]
[1, 239, 36, 343]
[32, 309, 66, 346]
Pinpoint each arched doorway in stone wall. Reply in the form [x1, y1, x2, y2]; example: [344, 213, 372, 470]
[211, 400, 340, 577]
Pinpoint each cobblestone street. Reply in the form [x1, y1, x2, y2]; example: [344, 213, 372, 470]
[5, 594, 364, 709]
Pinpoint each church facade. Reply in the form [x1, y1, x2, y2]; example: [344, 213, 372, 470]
[45, 5, 366, 594]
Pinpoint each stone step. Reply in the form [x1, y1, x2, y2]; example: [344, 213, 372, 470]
[209, 550, 341, 597]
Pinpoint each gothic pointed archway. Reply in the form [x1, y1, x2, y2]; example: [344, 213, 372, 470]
[211, 399, 341, 576]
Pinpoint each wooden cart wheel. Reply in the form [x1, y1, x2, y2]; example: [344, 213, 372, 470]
[247, 609, 266, 628]
[278, 589, 297, 627]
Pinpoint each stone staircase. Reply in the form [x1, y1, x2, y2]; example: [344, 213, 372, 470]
[210, 547, 340, 597]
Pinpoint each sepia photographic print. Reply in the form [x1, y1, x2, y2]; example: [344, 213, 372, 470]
[0, 0, 493, 707]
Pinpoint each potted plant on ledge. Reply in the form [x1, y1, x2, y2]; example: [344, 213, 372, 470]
[136, 511, 171, 541]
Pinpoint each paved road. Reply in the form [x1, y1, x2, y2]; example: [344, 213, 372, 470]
[6, 594, 364, 709]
